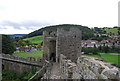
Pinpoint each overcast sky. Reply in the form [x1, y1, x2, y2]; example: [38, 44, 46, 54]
[0, 0, 119, 34]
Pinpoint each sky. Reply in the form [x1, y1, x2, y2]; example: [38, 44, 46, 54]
[0, 0, 119, 34]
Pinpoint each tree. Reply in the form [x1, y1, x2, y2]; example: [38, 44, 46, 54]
[2, 35, 16, 54]
[17, 40, 26, 47]
[118, 31, 120, 35]
[82, 47, 99, 54]
[103, 45, 109, 53]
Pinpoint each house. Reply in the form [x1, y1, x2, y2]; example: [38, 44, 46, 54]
[82, 40, 99, 47]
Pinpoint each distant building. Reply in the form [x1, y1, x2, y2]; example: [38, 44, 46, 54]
[82, 40, 99, 47]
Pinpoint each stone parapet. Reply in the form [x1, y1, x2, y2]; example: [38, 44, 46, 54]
[1, 54, 42, 74]
[1, 54, 42, 66]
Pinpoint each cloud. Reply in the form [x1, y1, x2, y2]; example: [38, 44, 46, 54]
[0, 26, 7, 29]
[0, 20, 57, 34]
[20, 20, 53, 27]
[0, 21, 21, 29]
[0, 20, 56, 30]
[0, 6, 5, 10]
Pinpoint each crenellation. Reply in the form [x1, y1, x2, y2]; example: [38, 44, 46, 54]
[43, 31, 49, 37]
[43, 31, 56, 37]
[27, 57, 36, 61]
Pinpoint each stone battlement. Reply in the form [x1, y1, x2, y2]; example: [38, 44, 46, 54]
[1, 54, 42, 66]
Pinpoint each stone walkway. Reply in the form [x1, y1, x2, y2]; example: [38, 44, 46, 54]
[50, 62, 61, 79]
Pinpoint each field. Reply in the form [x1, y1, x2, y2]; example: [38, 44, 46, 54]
[13, 50, 43, 59]
[23, 35, 43, 44]
[82, 54, 120, 67]
[103, 28, 118, 34]
[13, 51, 119, 67]
[81, 54, 101, 59]
[100, 54, 119, 65]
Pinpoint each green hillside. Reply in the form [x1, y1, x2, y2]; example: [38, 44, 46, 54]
[103, 28, 118, 34]
[22, 24, 94, 40]
[23, 35, 43, 44]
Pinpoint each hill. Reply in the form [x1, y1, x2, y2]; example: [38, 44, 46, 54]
[9, 34, 26, 38]
[23, 35, 43, 44]
[22, 24, 94, 40]
[103, 28, 119, 34]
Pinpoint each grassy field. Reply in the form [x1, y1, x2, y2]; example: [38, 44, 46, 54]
[100, 54, 119, 65]
[81, 54, 101, 59]
[82, 54, 120, 67]
[13, 51, 119, 67]
[13, 50, 43, 59]
[23, 35, 43, 44]
[103, 28, 118, 34]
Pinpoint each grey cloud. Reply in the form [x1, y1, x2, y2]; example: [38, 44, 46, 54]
[0, 20, 56, 30]
[0, 21, 21, 29]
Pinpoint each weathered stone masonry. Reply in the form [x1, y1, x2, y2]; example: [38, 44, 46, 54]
[43, 28, 81, 63]
[60, 54, 120, 79]
[42, 27, 120, 80]
[1, 54, 42, 74]
[43, 30, 56, 62]
[57, 28, 81, 63]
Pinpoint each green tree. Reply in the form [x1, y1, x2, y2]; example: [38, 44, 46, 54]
[103, 46, 109, 53]
[2, 35, 16, 54]
[118, 31, 120, 35]
[17, 40, 26, 47]
[82, 47, 99, 54]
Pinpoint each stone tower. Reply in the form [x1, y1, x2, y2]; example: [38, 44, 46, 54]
[43, 27, 81, 63]
[56, 28, 81, 62]
[43, 31, 56, 61]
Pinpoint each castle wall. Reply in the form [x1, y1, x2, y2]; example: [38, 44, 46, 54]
[57, 28, 81, 63]
[60, 54, 120, 79]
[3, 60, 33, 74]
[2, 54, 42, 74]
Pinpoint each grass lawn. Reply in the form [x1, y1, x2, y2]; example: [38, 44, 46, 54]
[81, 54, 100, 59]
[13, 50, 43, 59]
[23, 35, 43, 44]
[103, 28, 118, 34]
[100, 54, 120, 65]
[81, 54, 120, 67]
